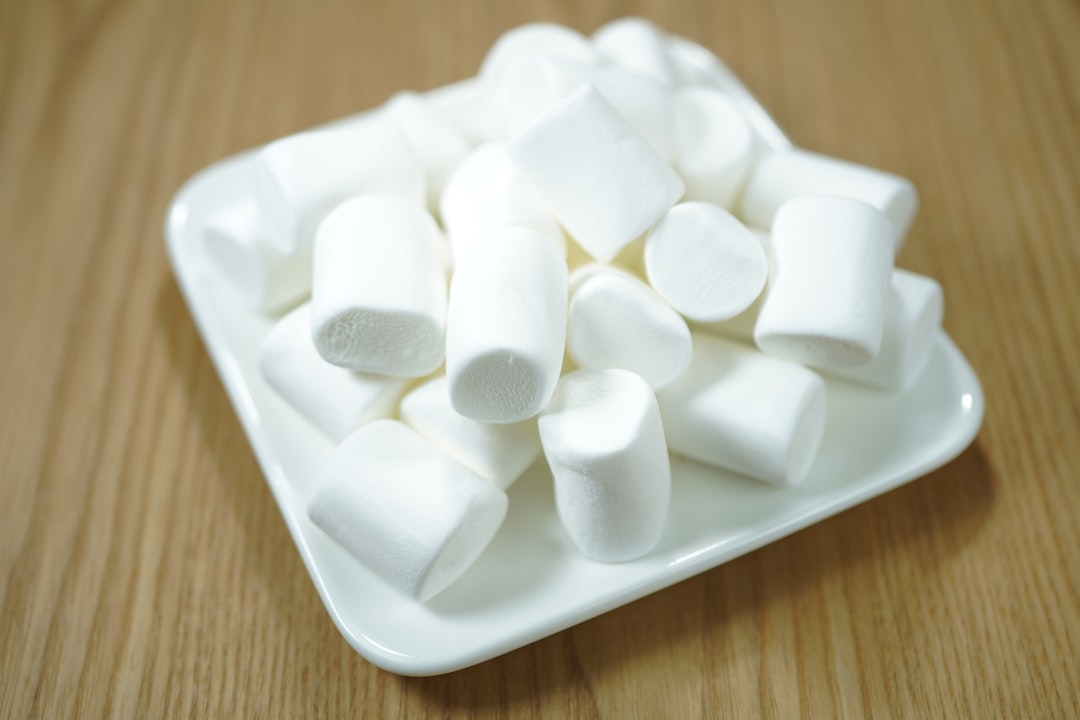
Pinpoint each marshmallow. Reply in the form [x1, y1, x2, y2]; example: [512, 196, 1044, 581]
[644, 202, 768, 322]
[445, 227, 567, 423]
[558, 61, 675, 159]
[665, 35, 716, 88]
[824, 269, 944, 390]
[658, 333, 827, 486]
[384, 92, 471, 212]
[754, 197, 894, 368]
[665, 36, 794, 152]
[202, 195, 310, 313]
[439, 143, 565, 265]
[425, 78, 505, 145]
[488, 55, 564, 138]
[308, 420, 508, 601]
[665, 35, 751, 95]
[509, 86, 685, 262]
[399, 375, 541, 489]
[259, 304, 407, 441]
[494, 56, 675, 159]
[253, 116, 425, 256]
[592, 17, 677, 85]
[739, 148, 919, 253]
[672, 86, 756, 208]
[479, 22, 598, 88]
[538, 369, 671, 562]
[693, 227, 771, 341]
[311, 194, 447, 376]
[567, 264, 692, 390]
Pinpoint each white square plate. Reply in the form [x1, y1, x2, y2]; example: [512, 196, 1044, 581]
[165, 79, 984, 676]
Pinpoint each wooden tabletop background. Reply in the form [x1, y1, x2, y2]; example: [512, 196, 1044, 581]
[2, 0, 1078, 717]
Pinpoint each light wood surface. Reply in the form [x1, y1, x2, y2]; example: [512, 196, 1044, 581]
[2, 0, 1078, 717]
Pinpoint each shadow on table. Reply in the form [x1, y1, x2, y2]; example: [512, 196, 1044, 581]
[155, 279, 331, 650]
[395, 438, 995, 710]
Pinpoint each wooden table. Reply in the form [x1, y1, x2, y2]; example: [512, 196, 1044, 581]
[2, 0, 1077, 716]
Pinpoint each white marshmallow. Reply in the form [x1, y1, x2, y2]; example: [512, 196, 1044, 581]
[538, 369, 671, 562]
[311, 194, 447, 376]
[438, 143, 565, 265]
[754, 197, 894, 368]
[665, 35, 752, 95]
[665, 36, 793, 152]
[445, 227, 567, 423]
[658, 333, 827, 486]
[739, 148, 919, 253]
[592, 17, 677, 85]
[384, 92, 471, 212]
[665, 35, 716, 88]
[202, 195, 310, 313]
[672, 86, 756, 208]
[824, 269, 944, 390]
[259, 304, 407, 441]
[567, 264, 692, 390]
[494, 56, 675, 158]
[693, 227, 771, 341]
[399, 375, 541, 489]
[308, 420, 508, 601]
[488, 55, 564, 138]
[644, 202, 768, 322]
[425, 78, 505, 145]
[509, 86, 685, 262]
[557, 61, 675, 159]
[479, 22, 598, 88]
[253, 116, 425, 256]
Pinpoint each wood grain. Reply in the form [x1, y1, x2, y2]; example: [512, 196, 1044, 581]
[1, 0, 1077, 717]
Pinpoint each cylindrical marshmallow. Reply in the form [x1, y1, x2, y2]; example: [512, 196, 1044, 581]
[383, 91, 471, 212]
[253, 116, 425, 255]
[488, 55, 565, 139]
[538, 369, 671, 562]
[665, 34, 716, 88]
[259, 304, 407, 441]
[494, 57, 675, 159]
[824, 269, 944, 390]
[509, 85, 685, 262]
[445, 227, 567, 423]
[665, 36, 793, 152]
[658, 333, 827, 486]
[202, 195, 310, 313]
[438, 143, 565, 265]
[311, 194, 447, 376]
[424, 78, 505, 145]
[399, 375, 541, 489]
[645, 202, 768, 322]
[567, 264, 692, 390]
[673, 86, 756, 208]
[479, 22, 598, 87]
[754, 197, 894, 368]
[592, 17, 677, 86]
[693, 227, 771, 342]
[307, 420, 508, 601]
[556, 61, 675, 159]
[739, 148, 919, 254]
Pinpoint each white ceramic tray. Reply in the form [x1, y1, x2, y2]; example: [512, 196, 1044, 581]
[165, 77, 984, 676]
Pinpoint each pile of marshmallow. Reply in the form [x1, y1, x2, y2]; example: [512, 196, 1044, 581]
[202, 20, 944, 602]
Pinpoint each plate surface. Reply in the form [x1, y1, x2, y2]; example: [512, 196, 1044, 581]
[165, 81, 984, 676]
